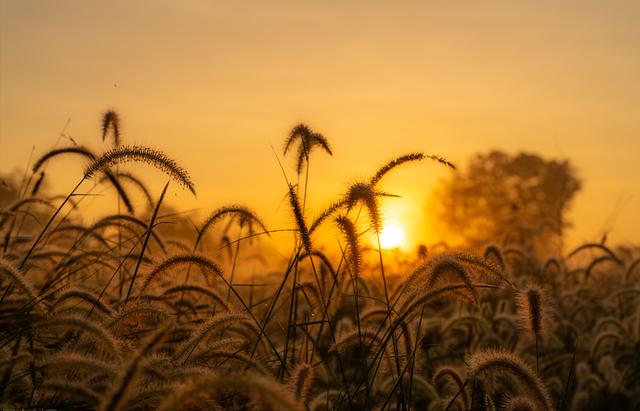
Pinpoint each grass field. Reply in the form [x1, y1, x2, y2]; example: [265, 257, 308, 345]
[1, 112, 638, 410]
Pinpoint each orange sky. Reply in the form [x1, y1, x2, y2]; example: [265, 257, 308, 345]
[1, 0, 639, 252]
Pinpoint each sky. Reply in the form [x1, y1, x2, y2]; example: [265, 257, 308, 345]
[1, 0, 639, 252]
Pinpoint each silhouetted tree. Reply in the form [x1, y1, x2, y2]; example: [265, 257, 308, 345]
[431, 151, 581, 257]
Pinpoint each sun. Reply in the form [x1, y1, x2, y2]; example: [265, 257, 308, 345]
[379, 221, 405, 250]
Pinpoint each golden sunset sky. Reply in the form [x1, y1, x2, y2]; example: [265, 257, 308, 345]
[1, 1, 639, 251]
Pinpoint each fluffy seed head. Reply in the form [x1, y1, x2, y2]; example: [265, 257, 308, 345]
[426, 256, 479, 304]
[287, 184, 312, 254]
[31, 171, 45, 196]
[502, 396, 538, 411]
[197, 204, 268, 245]
[288, 363, 314, 402]
[369, 152, 454, 187]
[284, 123, 332, 174]
[467, 350, 553, 411]
[84, 145, 195, 195]
[370, 153, 425, 186]
[140, 254, 223, 293]
[483, 244, 505, 271]
[33, 145, 96, 173]
[0, 257, 39, 305]
[515, 285, 551, 339]
[335, 215, 361, 277]
[101, 110, 121, 146]
[345, 182, 380, 232]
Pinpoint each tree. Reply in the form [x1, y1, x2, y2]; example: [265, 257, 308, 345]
[431, 151, 581, 258]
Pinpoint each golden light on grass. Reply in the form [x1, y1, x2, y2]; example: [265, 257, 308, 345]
[379, 220, 405, 250]
[2, 107, 639, 410]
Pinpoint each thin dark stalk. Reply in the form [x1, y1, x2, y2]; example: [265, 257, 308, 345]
[560, 338, 578, 411]
[380, 343, 421, 411]
[341, 240, 372, 408]
[444, 379, 469, 411]
[226, 229, 243, 304]
[0, 335, 21, 401]
[247, 249, 302, 374]
[124, 181, 169, 304]
[19, 179, 83, 269]
[89, 237, 143, 317]
[282, 259, 299, 376]
[376, 232, 406, 410]
[309, 244, 344, 363]
[345, 284, 499, 408]
[470, 378, 476, 410]
[407, 306, 425, 410]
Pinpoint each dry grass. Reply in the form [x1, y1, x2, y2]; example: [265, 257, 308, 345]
[0, 111, 638, 410]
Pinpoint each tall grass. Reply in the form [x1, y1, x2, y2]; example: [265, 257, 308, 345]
[0, 111, 638, 410]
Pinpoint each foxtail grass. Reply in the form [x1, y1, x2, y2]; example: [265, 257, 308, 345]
[467, 349, 554, 411]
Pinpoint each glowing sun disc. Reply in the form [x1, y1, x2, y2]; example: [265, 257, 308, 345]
[379, 223, 405, 249]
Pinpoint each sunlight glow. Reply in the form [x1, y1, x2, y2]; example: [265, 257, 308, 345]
[379, 222, 405, 250]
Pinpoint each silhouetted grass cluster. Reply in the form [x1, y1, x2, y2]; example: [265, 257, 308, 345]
[1, 112, 638, 410]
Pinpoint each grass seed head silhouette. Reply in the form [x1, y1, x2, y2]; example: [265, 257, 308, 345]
[101, 110, 121, 146]
[2, 110, 637, 411]
[283, 123, 332, 174]
[139, 254, 223, 293]
[32, 145, 97, 173]
[369, 152, 455, 187]
[502, 395, 539, 411]
[287, 363, 314, 402]
[335, 214, 361, 277]
[197, 205, 268, 246]
[287, 183, 312, 254]
[345, 182, 381, 232]
[516, 284, 552, 339]
[468, 350, 554, 411]
[31, 145, 135, 212]
[84, 145, 196, 195]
